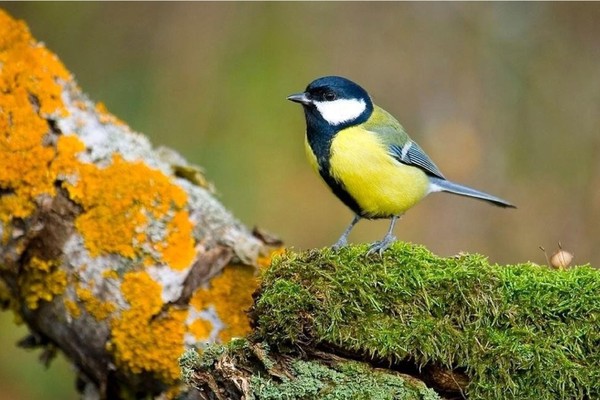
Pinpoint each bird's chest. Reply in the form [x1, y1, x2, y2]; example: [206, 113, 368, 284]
[327, 127, 430, 217]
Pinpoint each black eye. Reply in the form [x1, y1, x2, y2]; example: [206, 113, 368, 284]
[324, 92, 336, 101]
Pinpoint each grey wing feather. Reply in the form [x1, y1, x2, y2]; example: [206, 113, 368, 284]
[389, 142, 446, 179]
[363, 105, 446, 179]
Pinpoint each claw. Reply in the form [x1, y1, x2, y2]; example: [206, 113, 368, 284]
[366, 235, 396, 256]
[365, 215, 400, 256]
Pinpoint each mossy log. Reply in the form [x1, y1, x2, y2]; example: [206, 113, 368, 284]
[182, 243, 600, 400]
[0, 9, 276, 399]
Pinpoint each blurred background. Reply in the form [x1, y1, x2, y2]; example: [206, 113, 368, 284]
[1, 2, 599, 398]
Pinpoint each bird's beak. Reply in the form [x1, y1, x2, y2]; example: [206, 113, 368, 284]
[287, 92, 311, 105]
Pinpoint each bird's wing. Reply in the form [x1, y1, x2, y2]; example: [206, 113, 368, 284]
[364, 106, 446, 179]
[388, 141, 445, 179]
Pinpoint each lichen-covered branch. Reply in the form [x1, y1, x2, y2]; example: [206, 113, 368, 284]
[180, 339, 441, 400]
[182, 244, 600, 400]
[0, 9, 277, 399]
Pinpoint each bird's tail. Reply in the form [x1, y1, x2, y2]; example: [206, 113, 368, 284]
[428, 177, 515, 208]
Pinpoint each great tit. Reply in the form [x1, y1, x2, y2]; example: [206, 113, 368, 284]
[287, 76, 515, 254]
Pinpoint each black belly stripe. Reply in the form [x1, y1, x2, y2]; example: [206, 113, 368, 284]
[319, 168, 363, 216]
[305, 121, 364, 216]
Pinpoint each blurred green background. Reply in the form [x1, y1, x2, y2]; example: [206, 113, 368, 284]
[1, 2, 599, 398]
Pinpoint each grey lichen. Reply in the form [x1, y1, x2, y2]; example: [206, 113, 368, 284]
[180, 339, 440, 400]
[179, 347, 204, 387]
[250, 359, 440, 400]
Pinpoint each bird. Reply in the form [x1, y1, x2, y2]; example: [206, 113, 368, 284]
[287, 76, 515, 255]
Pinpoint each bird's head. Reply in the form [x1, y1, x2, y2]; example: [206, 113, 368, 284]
[287, 76, 374, 130]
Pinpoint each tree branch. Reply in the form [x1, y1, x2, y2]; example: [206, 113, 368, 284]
[183, 244, 600, 400]
[0, 9, 275, 398]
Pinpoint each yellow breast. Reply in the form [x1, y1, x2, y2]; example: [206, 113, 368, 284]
[328, 126, 430, 217]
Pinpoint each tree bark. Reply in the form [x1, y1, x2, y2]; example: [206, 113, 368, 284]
[0, 9, 274, 399]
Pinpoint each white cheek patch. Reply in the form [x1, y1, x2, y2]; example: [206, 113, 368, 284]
[314, 98, 366, 126]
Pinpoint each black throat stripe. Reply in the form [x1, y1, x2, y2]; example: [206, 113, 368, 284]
[305, 125, 363, 217]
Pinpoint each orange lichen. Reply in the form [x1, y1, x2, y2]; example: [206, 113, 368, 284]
[52, 134, 87, 173]
[19, 257, 67, 310]
[0, 9, 196, 272]
[189, 318, 214, 341]
[0, 11, 209, 390]
[75, 285, 117, 321]
[57, 136, 196, 269]
[164, 386, 183, 400]
[95, 101, 126, 126]
[110, 271, 187, 383]
[190, 265, 256, 342]
[257, 247, 286, 270]
[63, 298, 82, 319]
[0, 10, 70, 225]
[157, 210, 196, 270]
[102, 269, 119, 280]
[62, 154, 194, 269]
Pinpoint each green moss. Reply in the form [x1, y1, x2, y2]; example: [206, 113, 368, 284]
[254, 243, 600, 400]
[251, 279, 319, 346]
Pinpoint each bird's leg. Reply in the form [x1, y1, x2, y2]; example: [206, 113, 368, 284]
[332, 214, 361, 250]
[367, 215, 400, 256]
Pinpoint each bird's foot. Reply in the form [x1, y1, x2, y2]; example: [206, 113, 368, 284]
[366, 235, 396, 256]
[332, 215, 361, 251]
[331, 237, 348, 251]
